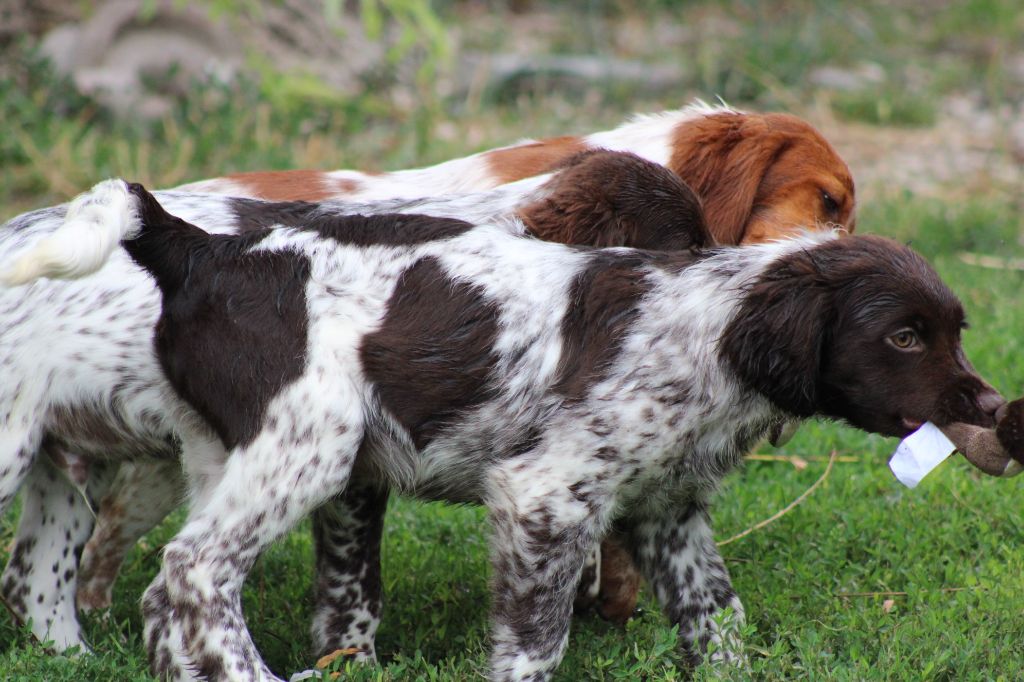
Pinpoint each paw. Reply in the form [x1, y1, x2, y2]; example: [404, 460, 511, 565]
[76, 582, 114, 612]
[595, 538, 641, 625]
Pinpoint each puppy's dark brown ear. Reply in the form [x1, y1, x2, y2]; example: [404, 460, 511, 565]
[719, 248, 830, 417]
[519, 150, 709, 250]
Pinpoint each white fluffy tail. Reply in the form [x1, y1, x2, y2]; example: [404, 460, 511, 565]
[1, 179, 140, 286]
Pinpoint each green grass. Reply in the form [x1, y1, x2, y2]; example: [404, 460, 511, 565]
[3, 2, 1024, 679]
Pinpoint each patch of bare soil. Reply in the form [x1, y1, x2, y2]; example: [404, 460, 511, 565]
[808, 98, 1024, 204]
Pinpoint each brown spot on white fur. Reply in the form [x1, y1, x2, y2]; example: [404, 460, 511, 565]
[484, 135, 589, 185]
[224, 170, 361, 201]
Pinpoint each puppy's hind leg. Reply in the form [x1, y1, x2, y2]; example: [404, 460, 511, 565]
[148, 400, 365, 681]
[0, 410, 52, 640]
[310, 478, 388, 662]
[1, 453, 94, 651]
[78, 459, 184, 612]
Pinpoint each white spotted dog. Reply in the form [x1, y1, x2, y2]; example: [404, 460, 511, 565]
[0, 151, 705, 653]
[0, 102, 858, 640]
[12, 178, 1003, 681]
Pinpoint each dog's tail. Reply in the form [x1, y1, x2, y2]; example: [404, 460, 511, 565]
[1, 180, 205, 288]
[1, 180, 140, 286]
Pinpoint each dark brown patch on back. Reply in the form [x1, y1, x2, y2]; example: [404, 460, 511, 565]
[519, 150, 710, 251]
[554, 252, 653, 402]
[225, 170, 361, 201]
[484, 135, 589, 185]
[308, 214, 475, 247]
[125, 184, 311, 450]
[229, 198, 317, 232]
[360, 257, 500, 449]
[229, 198, 474, 246]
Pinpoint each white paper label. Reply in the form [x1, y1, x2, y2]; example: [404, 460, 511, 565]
[888, 422, 957, 488]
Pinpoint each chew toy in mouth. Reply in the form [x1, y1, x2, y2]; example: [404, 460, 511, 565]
[889, 399, 1024, 487]
[939, 398, 1024, 478]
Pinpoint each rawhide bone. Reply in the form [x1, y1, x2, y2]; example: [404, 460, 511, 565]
[939, 398, 1024, 477]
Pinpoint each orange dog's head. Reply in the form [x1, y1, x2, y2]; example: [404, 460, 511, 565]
[669, 111, 856, 245]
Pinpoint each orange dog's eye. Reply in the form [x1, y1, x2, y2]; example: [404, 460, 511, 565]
[889, 330, 918, 350]
[821, 190, 840, 216]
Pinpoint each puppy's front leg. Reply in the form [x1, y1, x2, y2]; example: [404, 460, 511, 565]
[487, 462, 611, 682]
[625, 502, 745, 667]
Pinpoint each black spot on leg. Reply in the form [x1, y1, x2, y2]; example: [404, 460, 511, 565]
[195, 653, 227, 681]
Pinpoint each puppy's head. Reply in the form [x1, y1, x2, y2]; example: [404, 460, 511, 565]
[721, 235, 1002, 437]
[670, 112, 856, 245]
[519, 150, 709, 251]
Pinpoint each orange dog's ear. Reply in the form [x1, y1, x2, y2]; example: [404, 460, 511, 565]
[668, 114, 787, 246]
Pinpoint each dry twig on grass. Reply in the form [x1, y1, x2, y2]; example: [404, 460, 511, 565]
[834, 586, 985, 599]
[746, 453, 860, 468]
[957, 252, 1024, 271]
[717, 450, 838, 547]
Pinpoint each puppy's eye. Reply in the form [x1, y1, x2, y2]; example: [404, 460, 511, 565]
[821, 190, 840, 216]
[888, 329, 919, 350]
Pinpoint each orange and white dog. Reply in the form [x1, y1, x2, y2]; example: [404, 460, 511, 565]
[184, 102, 855, 243]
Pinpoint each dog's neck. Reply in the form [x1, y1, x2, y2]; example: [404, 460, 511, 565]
[619, 236, 837, 490]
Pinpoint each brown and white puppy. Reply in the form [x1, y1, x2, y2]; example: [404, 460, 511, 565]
[184, 102, 856, 245]
[9, 179, 996, 682]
